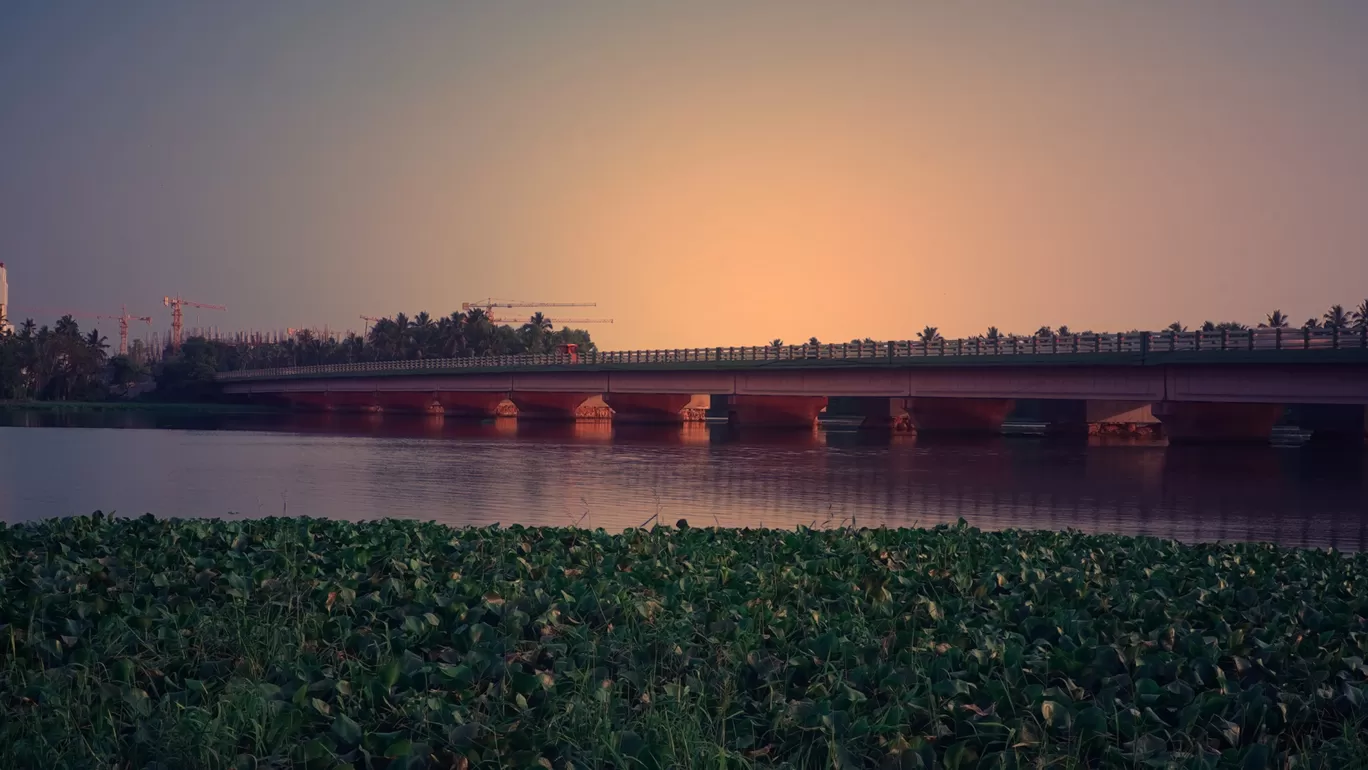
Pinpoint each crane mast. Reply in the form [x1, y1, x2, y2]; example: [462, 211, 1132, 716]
[164, 296, 227, 349]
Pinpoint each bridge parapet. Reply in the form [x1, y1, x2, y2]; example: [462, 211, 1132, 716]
[217, 327, 1368, 382]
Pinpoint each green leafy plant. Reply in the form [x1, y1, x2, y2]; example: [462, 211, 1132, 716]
[3, 514, 1368, 768]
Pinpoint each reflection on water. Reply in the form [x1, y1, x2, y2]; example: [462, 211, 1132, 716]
[1, 409, 1365, 550]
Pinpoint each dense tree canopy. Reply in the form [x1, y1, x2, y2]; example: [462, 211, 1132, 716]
[1, 309, 598, 402]
[0, 315, 124, 401]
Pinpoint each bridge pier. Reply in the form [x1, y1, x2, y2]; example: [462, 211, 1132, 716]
[327, 392, 382, 413]
[1034, 399, 1160, 437]
[1152, 401, 1283, 443]
[839, 397, 911, 430]
[908, 397, 1014, 434]
[727, 395, 827, 429]
[602, 393, 692, 423]
[376, 392, 443, 414]
[508, 391, 593, 421]
[436, 392, 506, 418]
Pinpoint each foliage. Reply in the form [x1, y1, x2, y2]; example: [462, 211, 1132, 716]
[156, 309, 598, 390]
[0, 315, 112, 401]
[1261, 311, 1288, 329]
[1323, 305, 1351, 330]
[5, 516, 1368, 768]
[917, 326, 941, 343]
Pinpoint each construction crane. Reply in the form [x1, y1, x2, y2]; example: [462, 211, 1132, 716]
[163, 296, 226, 349]
[10, 305, 152, 356]
[360, 315, 382, 335]
[97, 306, 154, 356]
[490, 315, 614, 326]
[461, 299, 597, 314]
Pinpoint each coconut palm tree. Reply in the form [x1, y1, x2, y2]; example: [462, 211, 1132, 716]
[769, 338, 784, 347]
[85, 329, 109, 365]
[528, 312, 553, 333]
[1035, 326, 1053, 338]
[1261, 310, 1289, 328]
[1354, 300, 1368, 331]
[984, 326, 1001, 342]
[1166, 322, 1186, 333]
[917, 326, 941, 343]
[1056, 325, 1071, 336]
[1323, 304, 1351, 330]
[1303, 317, 1320, 330]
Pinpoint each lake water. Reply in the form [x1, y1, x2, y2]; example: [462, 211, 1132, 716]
[2, 410, 1366, 549]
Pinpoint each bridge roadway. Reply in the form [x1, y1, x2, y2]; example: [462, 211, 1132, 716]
[217, 330, 1368, 442]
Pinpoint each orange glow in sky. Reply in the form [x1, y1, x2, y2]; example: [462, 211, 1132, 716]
[3, 3, 1368, 347]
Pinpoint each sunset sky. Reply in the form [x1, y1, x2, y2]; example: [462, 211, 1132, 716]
[3, 2, 1367, 349]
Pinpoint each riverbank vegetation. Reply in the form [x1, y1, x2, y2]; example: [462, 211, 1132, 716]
[4, 516, 1368, 768]
[0, 309, 597, 402]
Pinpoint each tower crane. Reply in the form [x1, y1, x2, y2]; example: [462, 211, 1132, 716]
[461, 299, 597, 314]
[360, 315, 382, 335]
[489, 316, 614, 326]
[11, 305, 152, 356]
[97, 306, 154, 356]
[163, 296, 226, 349]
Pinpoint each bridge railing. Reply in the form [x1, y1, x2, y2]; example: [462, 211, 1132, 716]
[1145, 327, 1368, 352]
[215, 327, 1367, 381]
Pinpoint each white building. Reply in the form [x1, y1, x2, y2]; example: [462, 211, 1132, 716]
[0, 262, 10, 333]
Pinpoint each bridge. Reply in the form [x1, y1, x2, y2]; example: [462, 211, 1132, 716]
[217, 329, 1368, 442]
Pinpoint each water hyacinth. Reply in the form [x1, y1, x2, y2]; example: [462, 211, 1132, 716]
[3, 514, 1368, 768]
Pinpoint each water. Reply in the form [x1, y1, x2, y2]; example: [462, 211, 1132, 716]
[2, 409, 1366, 549]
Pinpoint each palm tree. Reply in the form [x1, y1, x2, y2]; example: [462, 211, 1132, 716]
[1035, 326, 1053, 338]
[984, 326, 1001, 342]
[917, 326, 941, 343]
[1262, 310, 1289, 328]
[1200, 321, 1216, 332]
[1354, 300, 1368, 331]
[1303, 317, 1320, 330]
[1323, 304, 1351, 330]
[1056, 325, 1071, 336]
[528, 312, 553, 333]
[1166, 322, 1186, 333]
[85, 329, 109, 365]
[769, 338, 784, 347]
[807, 336, 820, 346]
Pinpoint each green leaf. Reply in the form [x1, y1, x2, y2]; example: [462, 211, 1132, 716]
[332, 713, 363, 745]
[379, 659, 401, 689]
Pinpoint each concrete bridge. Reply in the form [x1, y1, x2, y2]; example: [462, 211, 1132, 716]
[217, 329, 1368, 442]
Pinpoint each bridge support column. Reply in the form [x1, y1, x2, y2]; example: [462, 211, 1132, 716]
[376, 392, 443, 414]
[1293, 404, 1368, 444]
[508, 392, 593, 421]
[1152, 401, 1282, 443]
[436, 392, 506, 418]
[602, 393, 693, 424]
[837, 397, 912, 430]
[328, 392, 382, 413]
[908, 397, 1014, 434]
[727, 395, 827, 429]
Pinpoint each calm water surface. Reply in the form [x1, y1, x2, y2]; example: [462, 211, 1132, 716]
[2, 410, 1366, 549]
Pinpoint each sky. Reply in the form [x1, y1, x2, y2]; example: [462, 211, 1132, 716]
[3, 2, 1368, 349]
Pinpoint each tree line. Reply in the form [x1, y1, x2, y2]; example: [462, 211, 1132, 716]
[775, 300, 1368, 346]
[0, 309, 598, 402]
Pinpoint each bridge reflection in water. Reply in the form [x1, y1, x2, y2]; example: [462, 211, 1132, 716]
[0, 411, 1364, 550]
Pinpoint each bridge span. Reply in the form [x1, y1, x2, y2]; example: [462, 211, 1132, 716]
[217, 330, 1368, 442]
